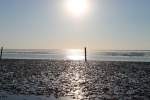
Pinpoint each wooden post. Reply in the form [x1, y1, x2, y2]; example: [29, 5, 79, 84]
[0, 46, 3, 60]
[84, 47, 87, 62]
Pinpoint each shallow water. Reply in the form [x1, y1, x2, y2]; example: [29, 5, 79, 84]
[2, 49, 150, 62]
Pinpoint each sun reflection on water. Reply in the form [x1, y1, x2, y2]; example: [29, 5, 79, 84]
[66, 49, 84, 60]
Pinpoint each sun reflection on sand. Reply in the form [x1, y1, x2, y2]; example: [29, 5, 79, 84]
[52, 58, 87, 99]
[69, 71, 85, 99]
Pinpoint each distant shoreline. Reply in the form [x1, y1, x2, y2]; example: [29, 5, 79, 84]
[1, 59, 150, 63]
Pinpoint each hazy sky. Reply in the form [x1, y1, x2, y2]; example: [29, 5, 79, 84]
[0, 0, 150, 50]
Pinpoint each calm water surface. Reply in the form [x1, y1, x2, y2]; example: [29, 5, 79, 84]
[2, 49, 150, 62]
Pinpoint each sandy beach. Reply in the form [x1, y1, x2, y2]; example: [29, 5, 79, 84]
[0, 59, 150, 100]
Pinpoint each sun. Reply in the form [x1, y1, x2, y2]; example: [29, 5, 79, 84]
[65, 0, 89, 17]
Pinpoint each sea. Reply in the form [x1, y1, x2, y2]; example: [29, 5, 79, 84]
[2, 49, 150, 62]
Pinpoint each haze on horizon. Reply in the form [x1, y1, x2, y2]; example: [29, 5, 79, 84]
[0, 0, 150, 50]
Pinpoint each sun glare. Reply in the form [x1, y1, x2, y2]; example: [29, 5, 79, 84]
[66, 49, 84, 60]
[65, 0, 89, 17]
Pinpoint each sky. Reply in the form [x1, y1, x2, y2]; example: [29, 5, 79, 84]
[0, 0, 150, 50]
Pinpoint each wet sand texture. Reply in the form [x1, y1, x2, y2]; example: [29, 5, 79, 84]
[0, 59, 150, 100]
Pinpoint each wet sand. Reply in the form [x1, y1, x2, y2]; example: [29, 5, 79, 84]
[0, 59, 150, 100]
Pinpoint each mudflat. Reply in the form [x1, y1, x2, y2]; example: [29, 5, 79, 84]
[0, 59, 150, 100]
